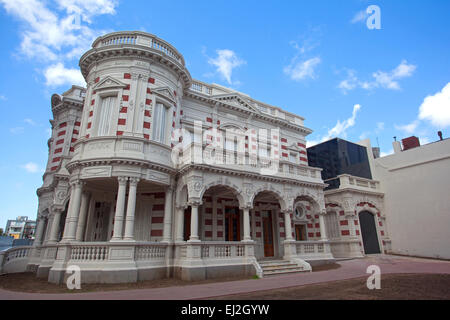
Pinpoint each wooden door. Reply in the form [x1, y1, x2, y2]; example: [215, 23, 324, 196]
[295, 224, 307, 241]
[183, 207, 191, 241]
[262, 211, 274, 257]
[225, 207, 240, 241]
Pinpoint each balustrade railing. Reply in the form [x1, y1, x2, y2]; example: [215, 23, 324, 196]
[135, 244, 167, 261]
[295, 241, 329, 256]
[201, 242, 246, 259]
[71, 244, 109, 261]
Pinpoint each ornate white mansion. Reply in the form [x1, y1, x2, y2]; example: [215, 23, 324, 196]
[2, 31, 397, 284]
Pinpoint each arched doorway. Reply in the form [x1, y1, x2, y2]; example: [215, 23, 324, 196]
[359, 211, 381, 254]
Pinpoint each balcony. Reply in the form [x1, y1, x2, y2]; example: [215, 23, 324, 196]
[177, 143, 324, 184]
[324, 174, 381, 193]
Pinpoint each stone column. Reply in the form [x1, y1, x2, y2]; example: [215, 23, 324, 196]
[175, 206, 185, 242]
[242, 207, 252, 241]
[48, 208, 63, 243]
[75, 192, 90, 241]
[62, 181, 83, 242]
[189, 202, 200, 242]
[284, 211, 294, 240]
[123, 178, 140, 241]
[319, 211, 329, 241]
[33, 216, 46, 246]
[111, 176, 128, 241]
[162, 187, 174, 242]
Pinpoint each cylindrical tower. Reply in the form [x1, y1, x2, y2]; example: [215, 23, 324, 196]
[63, 31, 191, 243]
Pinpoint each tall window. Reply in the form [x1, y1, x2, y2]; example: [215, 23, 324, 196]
[324, 211, 340, 239]
[98, 96, 117, 136]
[152, 103, 167, 143]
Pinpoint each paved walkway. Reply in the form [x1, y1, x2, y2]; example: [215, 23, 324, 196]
[1, 255, 449, 300]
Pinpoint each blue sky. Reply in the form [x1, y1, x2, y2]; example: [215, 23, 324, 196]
[0, 0, 449, 228]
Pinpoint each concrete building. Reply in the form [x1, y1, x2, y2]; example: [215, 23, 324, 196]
[359, 136, 450, 260]
[1, 31, 392, 282]
[5, 217, 36, 240]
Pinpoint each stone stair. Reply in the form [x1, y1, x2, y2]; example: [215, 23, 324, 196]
[258, 259, 308, 277]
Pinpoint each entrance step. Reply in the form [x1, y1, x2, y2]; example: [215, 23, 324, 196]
[258, 259, 309, 277]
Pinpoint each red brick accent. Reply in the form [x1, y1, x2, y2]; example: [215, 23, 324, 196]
[54, 148, 62, 154]
[73, 129, 79, 135]
[148, 77, 155, 84]
[118, 119, 126, 125]
[52, 157, 61, 163]
[125, 84, 130, 90]
[87, 122, 92, 129]
[124, 73, 131, 79]
[380, 231, 385, 236]
[89, 110, 93, 117]
[300, 150, 307, 155]
[217, 220, 223, 226]
[307, 223, 313, 228]
[339, 211, 345, 216]
[122, 95, 129, 101]
[379, 221, 383, 226]
[144, 110, 151, 117]
[217, 120, 220, 125]
[120, 107, 128, 113]
[279, 222, 285, 227]
[71, 138, 77, 143]
[150, 230, 162, 237]
[217, 209, 223, 215]
[256, 232, 261, 238]
[59, 122, 67, 128]
[314, 223, 319, 228]
[306, 215, 312, 219]
[205, 219, 213, 226]
[146, 99, 152, 105]
[300, 157, 308, 162]
[354, 220, 359, 225]
[205, 208, 213, 214]
[297, 143, 306, 148]
[56, 139, 64, 145]
[74, 121, 81, 127]
[143, 122, 151, 129]
[280, 232, 286, 238]
[282, 152, 288, 157]
[217, 231, 223, 237]
[152, 204, 164, 211]
[255, 222, 261, 227]
[144, 134, 150, 140]
[340, 220, 349, 226]
[356, 230, 360, 235]
[51, 166, 58, 171]
[153, 192, 165, 199]
[206, 117, 213, 123]
[70, 147, 75, 152]
[308, 232, 314, 238]
[95, 77, 100, 83]
[91, 99, 95, 106]
[58, 130, 66, 136]
[147, 88, 152, 94]
[281, 138, 287, 143]
[281, 145, 288, 150]
[151, 217, 164, 224]
[341, 230, 350, 236]
[116, 131, 124, 136]
[205, 231, 212, 238]
[85, 134, 90, 138]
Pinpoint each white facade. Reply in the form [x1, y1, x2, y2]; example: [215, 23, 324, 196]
[0, 31, 392, 283]
[360, 138, 450, 259]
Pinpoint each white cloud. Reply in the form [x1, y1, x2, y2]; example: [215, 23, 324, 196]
[380, 149, 394, 157]
[308, 104, 362, 146]
[338, 60, 416, 93]
[45, 62, 86, 87]
[395, 120, 420, 134]
[284, 57, 321, 81]
[0, 95, 6, 101]
[24, 118, 37, 126]
[418, 82, 450, 128]
[351, 10, 368, 24]
[22, 162, 40, 173]
[0, 0, 117, 86]
[208, 49, 246, 85]
[10, 127, 25, 134]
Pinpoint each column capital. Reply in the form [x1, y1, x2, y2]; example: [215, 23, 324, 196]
[129, 177, 140, 186]
[281, 209, 294, 215]
[69, 179, 85, 188]
[239, 205, 253, 211]
[117, 176, 129, 185]
[188, 199, 202, 207]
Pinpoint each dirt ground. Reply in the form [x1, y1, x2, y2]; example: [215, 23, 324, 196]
[208, 274, 450, 300]
[0, 263, 340, 294]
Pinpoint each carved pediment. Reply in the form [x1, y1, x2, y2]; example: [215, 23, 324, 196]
[153, 87, 177, 104]
[93, 76, 128, 91]
[213, 93, 260, 114]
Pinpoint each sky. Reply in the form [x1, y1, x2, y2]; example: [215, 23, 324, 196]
[0, 0, 449, 228]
